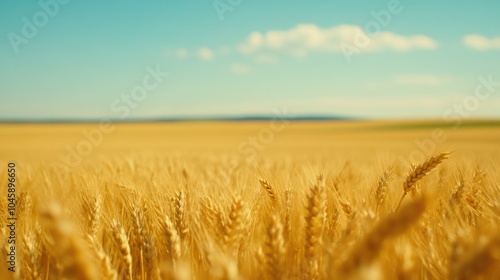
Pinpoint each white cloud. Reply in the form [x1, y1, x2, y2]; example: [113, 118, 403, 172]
[197, 47, 215, 61]
[392, 74, 453, 86]
[317, 95, 448, 108]
[176, 48, 188, 58]
[463, 34, 500, 51]
[255, 54, 278, 64]
[238, 24, 437, 56]
[230, 63, 252, 74]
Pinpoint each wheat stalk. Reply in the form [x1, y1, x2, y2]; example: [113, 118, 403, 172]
[284, 188, 293, 241]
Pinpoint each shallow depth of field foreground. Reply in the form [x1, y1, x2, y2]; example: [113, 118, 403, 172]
[1, 121, 500, 280]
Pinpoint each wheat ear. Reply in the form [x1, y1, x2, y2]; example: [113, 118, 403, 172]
[259, 179, 277, 201]
[263, 215, 285, 279]
[375, 167, 393, 211]
[173, 191, 189, 242]
[340, 196, 427, 275]
[87, 234, 118, 280]
[164, 215, 182, 262]
[22, 233, 40, 280]
[81, 193, 102, 237]
[41, 204, 98, 280]
[396, 152, 450, 211]
[224, 195, 247, 251]
[456, 237, 500, 280]
[110, 219, 133, 279]
[304, 176, 326, 279]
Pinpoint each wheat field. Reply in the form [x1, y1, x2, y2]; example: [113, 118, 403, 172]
[0, 121, 499, 279]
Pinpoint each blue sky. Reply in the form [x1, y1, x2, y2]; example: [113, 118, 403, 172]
[1, 0, 499, 120]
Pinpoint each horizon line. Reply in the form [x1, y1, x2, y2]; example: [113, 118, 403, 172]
[1, 115, 500, 124]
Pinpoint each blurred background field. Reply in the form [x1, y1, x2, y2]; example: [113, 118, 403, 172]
[1, 120, 499, 163]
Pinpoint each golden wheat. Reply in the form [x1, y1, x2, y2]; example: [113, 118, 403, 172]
[259, 179, 277, 202]
[2, 129, 500, 280]
[110, 219, 133, 279]
[395, 152, 450, 211]
[304, 176, 326, 279]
